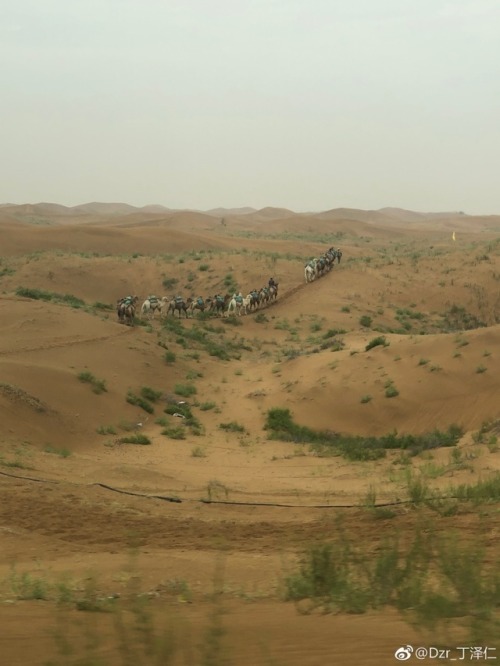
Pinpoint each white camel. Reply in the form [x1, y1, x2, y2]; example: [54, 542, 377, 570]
[226, 293, 245, 317]
[141, 295, 168, 320]
[304, 261, 316, 283]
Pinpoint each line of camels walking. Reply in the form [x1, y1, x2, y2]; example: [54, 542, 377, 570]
[304, 246, 342, 283]
[116, 246, 342, 326]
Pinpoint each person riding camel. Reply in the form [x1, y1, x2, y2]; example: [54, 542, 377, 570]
[268, 277, 276, 289]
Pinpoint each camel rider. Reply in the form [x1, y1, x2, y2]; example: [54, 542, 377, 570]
[268, 277, 276, 289]
[197, 296, 204, 306]
[175, 294, 183, 303]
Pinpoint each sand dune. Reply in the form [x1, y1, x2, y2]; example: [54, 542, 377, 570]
[1, 203, 499, 665]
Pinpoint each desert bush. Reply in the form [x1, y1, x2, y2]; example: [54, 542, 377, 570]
[43, 445, 71, 458]
[17, 287, 85, 309]
[164, 351, 176, 364]
[323, 328, 347, 339]
[264, 408, 462, 461]
[96, 425, 117, 435]
[450, 473, 500, 503]
[440, 305, 486, 331]
[284, 529, 500, 641]
[359, 315, 372, 328]
[199, 401, 216, 411]
[126, 391, 154, 413]
[365, 336, 388, 351]
[78, 371, 107, 394]
[140, 386, 163, 402]
[219, 421, 246, 433]
[174, 383, 197, 397]
[384, 383, 399, 398]
[92, 301, 113, 311]
[162, 425, 185, 440]
[118, 434, 151, 445]
[162, 277, 178, 289]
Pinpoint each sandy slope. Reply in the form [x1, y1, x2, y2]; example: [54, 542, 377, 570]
[0, 204, 499, 664]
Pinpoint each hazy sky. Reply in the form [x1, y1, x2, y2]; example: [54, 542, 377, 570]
[2, 0, 499, 213]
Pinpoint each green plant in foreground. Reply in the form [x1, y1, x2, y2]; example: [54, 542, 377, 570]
[284, 529, 500, 641]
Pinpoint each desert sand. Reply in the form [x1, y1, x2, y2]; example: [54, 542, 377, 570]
[0, 203, 499, 665]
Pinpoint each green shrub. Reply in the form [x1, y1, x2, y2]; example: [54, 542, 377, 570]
[140, 386, 163, 402]
[164, 351, 176, 364]
[126, 391, 154, 413]
[162, 277, 178, 289]
[365, 336, 388, 351]
[96, 425, 117, 435]
[78, 371, 107, 394]
[385, 384, 399, 398]
[162, 426, 185, 440]
[17, 287, 85, 309]
[92, 301, 113, 311]
[359, 315, 373, 328]
[219, 421, 246, 433]
[264, 408, 462, 460]
[174, 383, 197, 397]
[199, 401, 216, 411]
[118, 434, 151, 445]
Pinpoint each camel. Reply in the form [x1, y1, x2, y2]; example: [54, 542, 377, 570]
[141, 295, 167, 320]
[167, 297, 190, 318]
[259, 287, 270, 305]
[117, 296, 138, 326]
[226, 293, 245, 317]
[304, 261, 316, 283]
[189, 296, 206, 315]
[210, 294, 229, 317]
[245, 290, 260, 312]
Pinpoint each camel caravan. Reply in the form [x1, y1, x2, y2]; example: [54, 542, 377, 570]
[304, 247, 342, 283]
[117, 246, 342, 326]
[116, 278, 279, 325]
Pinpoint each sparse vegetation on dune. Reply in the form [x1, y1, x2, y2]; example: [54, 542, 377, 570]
[264, 408, 463, 461]
[1, 206, 500, 663]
